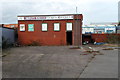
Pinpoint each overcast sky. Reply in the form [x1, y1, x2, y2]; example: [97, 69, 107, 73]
[0, 0, 119, 25]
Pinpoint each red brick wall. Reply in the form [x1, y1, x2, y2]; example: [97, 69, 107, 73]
[91, 34, 107, 42]
[91, 34, 120, 43]
[18, 20, 73, 45]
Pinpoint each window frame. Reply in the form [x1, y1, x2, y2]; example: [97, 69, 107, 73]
[20, 24, 25, 31]
[66, 23, 72, 31]
[54, 23, 60, 31]
[28, 24, 34, 32]
[42, 23, 48, 31]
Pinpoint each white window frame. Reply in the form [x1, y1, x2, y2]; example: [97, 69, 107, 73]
[66, 23, 72, 31]
[20, 24, 25, 31]
[54, 23, 60, 31]
[42, 23, 48, 31]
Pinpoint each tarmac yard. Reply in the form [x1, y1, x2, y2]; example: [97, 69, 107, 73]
[2, 45, 118, 78]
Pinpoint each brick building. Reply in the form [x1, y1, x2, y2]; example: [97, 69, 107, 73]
[18, 14, 83, 46]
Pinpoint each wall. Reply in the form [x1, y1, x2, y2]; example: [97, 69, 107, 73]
[74, 19, 82, 46]
[2, 27, 15, 44]
[18, 20, 73, 45]
[0, 28, 2, 47]
[92, 34, 107, 42]
[91, 34, 120, 43]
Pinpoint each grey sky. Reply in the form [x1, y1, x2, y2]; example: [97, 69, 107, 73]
[1, 0, 119, 25]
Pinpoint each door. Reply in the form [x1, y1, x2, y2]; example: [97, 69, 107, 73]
[66, 31, 72, 45]
[66, 23, 72, 45]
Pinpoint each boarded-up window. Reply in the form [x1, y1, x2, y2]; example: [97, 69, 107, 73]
[54, 23, 60, 31]
[20, 24, 25, 31]
[66, 23, 72, 31]
[28, 24, 34, 31]
[42, 23, 47, 31]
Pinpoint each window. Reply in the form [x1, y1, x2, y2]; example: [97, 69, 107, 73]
[20, 24, 25, 31]
[107, 30, 114, 33]
[66, 23, 72, 31]
[28, 24, 34, 31]
[54, 23, 60, 31]
[42, 23, 47, 31]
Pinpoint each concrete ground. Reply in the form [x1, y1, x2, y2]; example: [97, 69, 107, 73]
[2, 45, 118, 78]
[2, 46, 93, 78]
[0, 49, 2, 80]
[80, 47, 118, 78]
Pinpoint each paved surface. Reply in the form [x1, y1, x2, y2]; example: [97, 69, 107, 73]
[80, 47, 118, 78]
[0, 49, 2, 79]
[2, 46, 92, 78]
[2, 46, 118, 78]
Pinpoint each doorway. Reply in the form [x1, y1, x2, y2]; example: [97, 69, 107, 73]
[66, 31, 72, 45]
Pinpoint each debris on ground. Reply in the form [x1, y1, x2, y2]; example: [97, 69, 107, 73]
[103, 44, 118, 47]
[85, 47, 100, 53]
[102, 48, 114, 50]
[2, 49, 11, 57]
[80, 53, 88, 55]
[91, 56, 95, 58]
[86, 50, 100, 53]
[94, 42, 106, 45]
[93, 53, 104, 55]
[2, 55, 7, 57]
[80, 46, 104, 56]
[69, 46, 80, 49]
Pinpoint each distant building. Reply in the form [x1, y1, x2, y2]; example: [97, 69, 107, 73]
[3, 24, 18, 29]
[94, 26, 105, 34]
[90, 22, 118, 26]
[104, 26, 116, 33]
[82, 26, 94, 34]
[83, 24, 116, 34]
